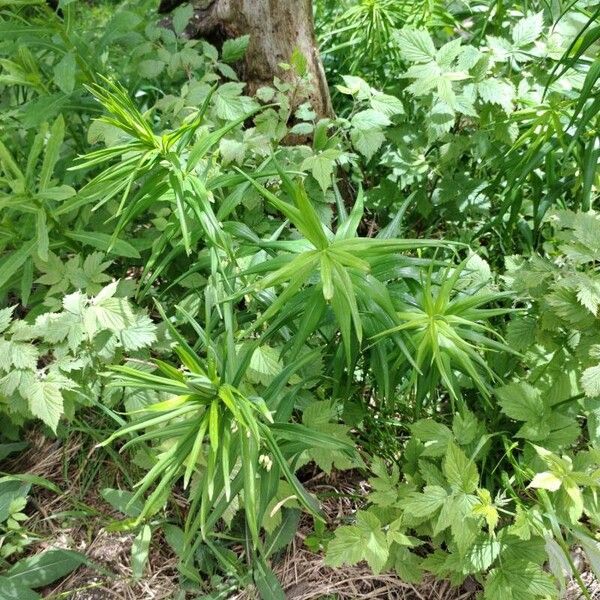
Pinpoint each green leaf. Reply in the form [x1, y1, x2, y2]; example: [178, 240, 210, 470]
[131, 525, 151, 580]
[119, 315, 157, 351]
[351, 109, 391, 130]
[512, 13, 544, 47]
[36, 210, 49, 261]
[39, 115, 64, 191]
[221, 35, 250, 63]
[443, 442, 478, 493]
[214, 82, 258, 120]
[138, 60, 165, 78]
[528, 471, 562, 492]
[477, 79, 515, 113]
[582, 364, 600, 398]
[0, 240, 37, 291]
[370, 92, 404, 116]
[219, 138, 245, 165]
[0, 577, 39, 600]
[0, 442, 28, 461]
[301, 149, 341, 192]
[25, 375, 69, 433]
[65, 231, 140, 258]
[254, 555, 285, 600]
[410, 420, 453, 456]
[396, 28, 436, 63]
[402, 486, 448, 518]
[0, 480, 30, 523]
[6, 549, 86, 589]
[101, 488, 143, 517]
[0, 305, 16, 334]
[53, 52, 76, 94]
[496, 382, 543, 422]
[485, 560, 556, 599]
[326, 510, 388, 574]
[467, 537, 502, 571]
[247, 345, 282, 386]
[172, 3, 193, 34]
[350, 127, 385, 160]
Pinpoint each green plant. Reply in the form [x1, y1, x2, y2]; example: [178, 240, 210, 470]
[376, 258, 515, 411]
[0, 282, 156, 435]
[0, 0, 598, 597]
[326, 413, 600, 599]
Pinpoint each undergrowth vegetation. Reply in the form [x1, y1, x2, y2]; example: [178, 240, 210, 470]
[0, 0, 599, 598]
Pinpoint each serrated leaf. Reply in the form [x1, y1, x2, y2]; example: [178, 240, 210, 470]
[582, 364, 600, 398]
[119, 315, 156, 351]
[396, 28, 436, 63]
[512, 13, 544, 47]
[496, 382, 543, 422]
[477, 79, 515, 113]
[25, 376, 72, 433]
[351, 109, 391, 130]
[221, 35, 250, 63]
[0, 306, 15, 333]
[443, 443, 478, 493]
[138, 60, 165, 78]
[402, 485, 448, 518]
[370, 92, 404, 116]
[172, 3, 193, 34]
[350, 127, 385, 160]
[301, 149, 341, 192]
[325, 510, 388, 574]
[214, 82, 258, 120]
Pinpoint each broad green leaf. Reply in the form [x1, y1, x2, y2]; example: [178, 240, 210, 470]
[53, 52, 76, 94]
[214, 82, 258, 120]
[529, 471, 562, 492]
[326, 510, 388, 574]
[25, 376, 69, 433]
[221, 35, 250, 63]
[402, 486, 448, 518]
[350, 127, 385, 160]
[396, 28, 436, 63]
[101, 488, 143, 517]
[0, 577, 39, 600]
[131, 525, 152, 580]
[512, 13, 544, 47]
[172, 2, 193, 34]
[6, 549, 86, 589]
[0, 305, 15, 334]
[301, 149, 341, 192]
[443, 442, 478, 493]
[496, 382, 543, 422]
[582, 364, 600, 397]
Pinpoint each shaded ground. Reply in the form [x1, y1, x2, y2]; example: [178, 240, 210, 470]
[4, 433, 599, 599]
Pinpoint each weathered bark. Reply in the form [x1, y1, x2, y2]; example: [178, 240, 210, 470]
[159, 0, 333, 118]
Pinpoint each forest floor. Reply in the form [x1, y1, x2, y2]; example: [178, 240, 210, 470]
[8, 432, 599, 600]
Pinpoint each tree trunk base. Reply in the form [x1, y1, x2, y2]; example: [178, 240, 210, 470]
[160, 0, 333, 118]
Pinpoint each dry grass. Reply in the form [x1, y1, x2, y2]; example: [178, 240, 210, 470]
[6, 431, 180, 600]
